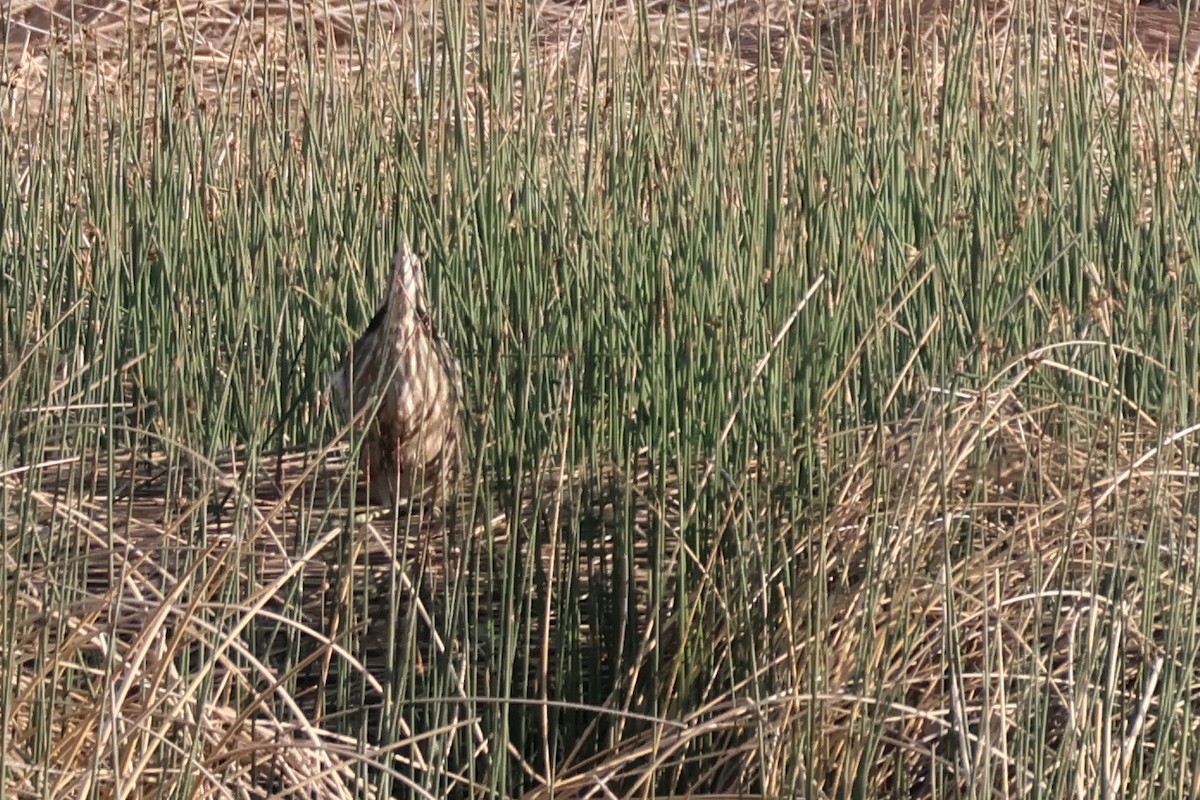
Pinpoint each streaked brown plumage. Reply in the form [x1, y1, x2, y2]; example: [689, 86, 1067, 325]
[330, 240, 463, 506]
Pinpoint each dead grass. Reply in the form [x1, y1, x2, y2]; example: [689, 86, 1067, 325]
[5, 0, 1200, 128]
[4, 425, 674, 795]
[532, 356, 1200, 796]
[9, 353, 1197, 796]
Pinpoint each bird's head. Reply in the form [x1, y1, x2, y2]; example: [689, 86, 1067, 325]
[360, 237, 430, 343]
[384, 237, 430, 320]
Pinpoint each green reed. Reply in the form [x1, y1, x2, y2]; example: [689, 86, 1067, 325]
[6, 1, 1200, 797]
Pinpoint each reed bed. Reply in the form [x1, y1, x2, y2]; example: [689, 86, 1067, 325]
[6, 0, 1200, 797]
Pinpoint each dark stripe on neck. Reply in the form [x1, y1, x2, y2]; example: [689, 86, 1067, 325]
[364, 302, 387, 336]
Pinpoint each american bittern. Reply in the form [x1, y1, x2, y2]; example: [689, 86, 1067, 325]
[330, 240, 464, 506]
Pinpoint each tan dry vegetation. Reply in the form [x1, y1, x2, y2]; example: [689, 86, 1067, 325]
[4, 433, 675, 796]
[545, 382, 1193, 795]
[512, 357, 1200, 796]
[6, 0, 1200, 123]
[9, 354, 1197, 795]
[6, 442, 474, 796]
[776, 379, 1184, 795]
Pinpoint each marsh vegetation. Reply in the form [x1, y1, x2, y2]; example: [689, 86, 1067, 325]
[6, 0, 1200, 797]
